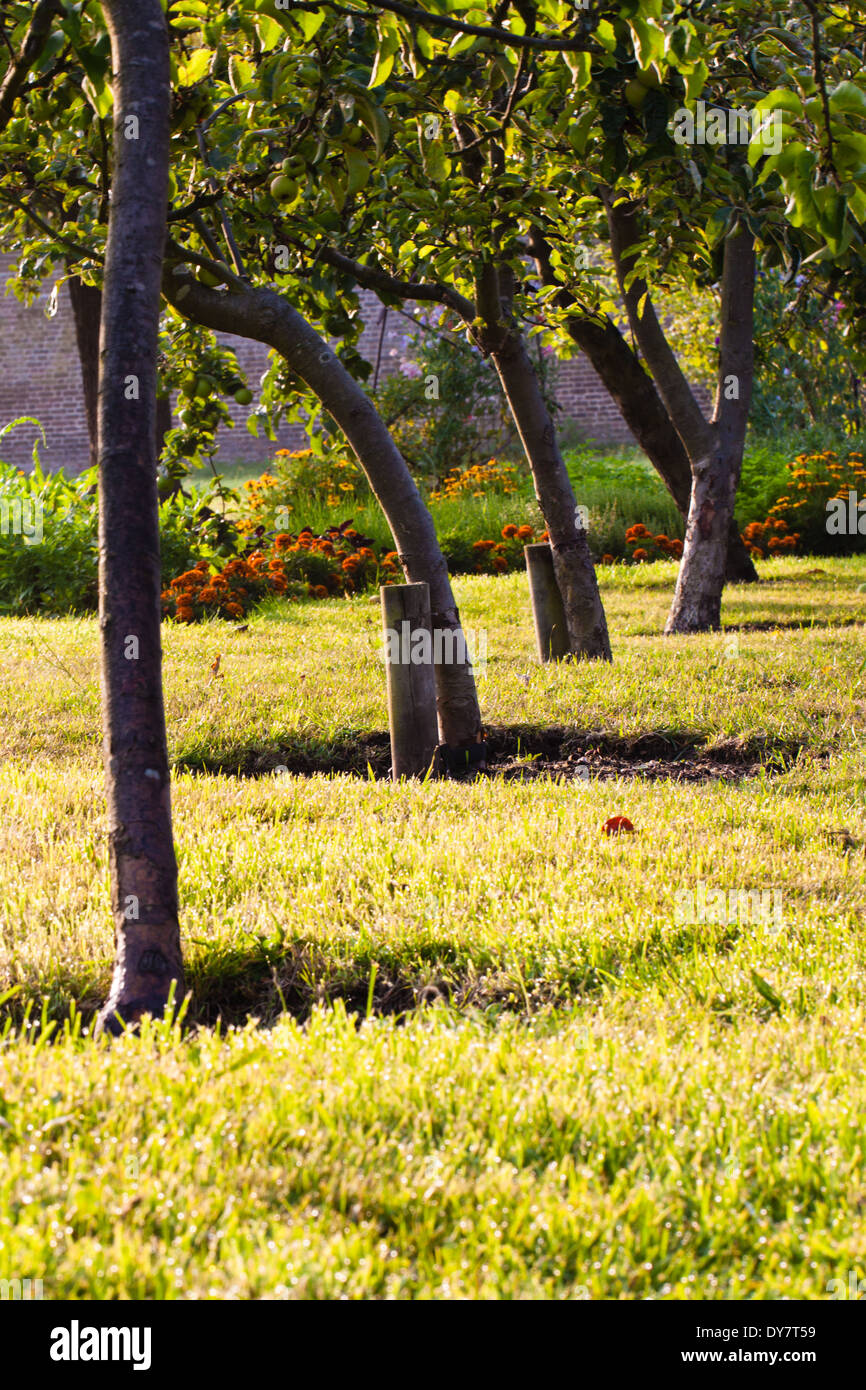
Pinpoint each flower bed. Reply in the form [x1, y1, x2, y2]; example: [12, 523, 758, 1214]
[162, 524, 401, 622]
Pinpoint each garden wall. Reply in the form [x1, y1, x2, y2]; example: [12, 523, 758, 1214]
[0, 254, 639, 474]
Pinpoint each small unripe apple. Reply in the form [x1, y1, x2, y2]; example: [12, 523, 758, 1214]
[636, 66, 662, 90]
[270, 173, 299, 201]
[233, 387, 253, 405]
[180, 373, 197, 397]
[195, 378, 211, 399]
[625, 79, 649, 108]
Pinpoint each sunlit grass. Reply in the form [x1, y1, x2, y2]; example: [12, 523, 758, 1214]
[0, 556, 865, 1298]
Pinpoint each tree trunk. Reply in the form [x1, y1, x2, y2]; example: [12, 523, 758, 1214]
[475, 261, 610, 659]
[665, 230, 756, 634]
[96, 0, 182, 1034]
[163, 272, 483, 749]
[491, 329, 612, 659]
[527, 229, 758, 586]
[68, 275, 101, 471]
[564, 314, 757, 585]
[607, 195, 756, 633]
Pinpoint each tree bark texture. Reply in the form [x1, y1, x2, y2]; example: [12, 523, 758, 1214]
[96, 0, 182, 1033]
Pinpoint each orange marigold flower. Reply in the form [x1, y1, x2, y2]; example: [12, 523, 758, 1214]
[632, 547, 648, 562]
[492, 556, 508, 573]
[313, 584, 328, 599]
[472, 539, 496, 550]
[501, 524, 519, 539]
[600, 553, 615, 565]
[516, 525, 534, 540]
[226, 602, 244, 617]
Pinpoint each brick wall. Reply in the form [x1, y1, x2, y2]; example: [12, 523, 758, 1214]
[0, 256, 686, 474]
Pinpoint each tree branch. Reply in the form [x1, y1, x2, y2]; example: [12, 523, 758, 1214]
[0, 189, 104, 268]
[605, 192, 715, 462]
[0, 0, 61, 134]
[293, 237, 475, 321]
[804, 0, 839, 186]
[326, 0, 593, 51]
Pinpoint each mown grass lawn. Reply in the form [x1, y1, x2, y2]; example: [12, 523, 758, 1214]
[1, 555, 865, 1298]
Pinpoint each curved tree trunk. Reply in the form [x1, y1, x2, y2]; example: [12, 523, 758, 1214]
[527, 230, 757, 586]
[664, 230, 756, 634]
[606, 193, 756, 633]
[303, 245, 609, 655]
[96, 0, 183, 1034]
[163, 271, 482, 748]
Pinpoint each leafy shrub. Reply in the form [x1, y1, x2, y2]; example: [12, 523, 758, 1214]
[374, 327, 517, 480]
[438, 522, 541, 575]
[239, 448, 370, 532]
[751, 273, 865, 438]
[430, 457, 521, 501]
[746, 449, 866, 556]
[0, 456, 98, 613]
[0, 448, 240, 615]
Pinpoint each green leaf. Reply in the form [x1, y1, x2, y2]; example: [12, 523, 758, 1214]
[829, 81, 866, 117]
[422, 140, 450, 183]
[369, 46, 396, 89]
[629, 17, 664, 70]
[81, 76, 113, 119]
[565, 51, 591, 91]
[294, 8, 326, 42]
[256, 16, 283, 48]
[568, 108, 595, 157]
[684, 61, 708, 102]
[705, 206, 732, 248]
[228, 55, 254, 96]
[749, 969, 783, 1014]
[443, 89, 469, 114]
[755, 88, 804, 118]
[344, 147, 370, 196]
[321, 172, 346, 212]
[595, 20, 617, 53]
[416, 28, 436, 61]
[179, 48, 212, 86]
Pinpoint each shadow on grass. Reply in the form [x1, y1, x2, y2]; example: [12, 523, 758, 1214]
[173, 724, 805, 784]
